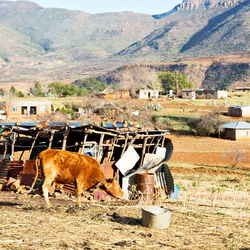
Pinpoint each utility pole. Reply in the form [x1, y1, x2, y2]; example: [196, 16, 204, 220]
[175, 71, 178, 95]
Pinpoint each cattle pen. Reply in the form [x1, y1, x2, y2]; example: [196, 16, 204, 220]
[0, 122, 174, 199]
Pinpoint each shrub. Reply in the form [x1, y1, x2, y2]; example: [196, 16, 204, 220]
[195, 112, 222, 137]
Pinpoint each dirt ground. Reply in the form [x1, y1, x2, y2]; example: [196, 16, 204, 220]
[0, 191, 249, 250]
[168, 135, 250, 170]
[0, 135, 249, 249]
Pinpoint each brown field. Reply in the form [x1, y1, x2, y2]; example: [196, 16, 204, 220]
[169, 135, 250, 170]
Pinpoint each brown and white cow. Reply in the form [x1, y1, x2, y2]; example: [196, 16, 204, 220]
[29, 149, 124, 207]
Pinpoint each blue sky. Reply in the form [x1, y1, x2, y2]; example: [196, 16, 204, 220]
[14, 0, 183, 14]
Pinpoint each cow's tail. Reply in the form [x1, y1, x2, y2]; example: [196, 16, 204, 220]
[28, 155, 40, 194]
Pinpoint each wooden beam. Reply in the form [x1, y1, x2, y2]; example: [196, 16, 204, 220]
[139, 133, 148, 168]
[48, 130, 55, 149]
[62, 127, 70, 150]
[79, 133, 88, 154]
[10, 132, 16, 160]
[28, 132, 39, 160]
[97, 133, 105, 163]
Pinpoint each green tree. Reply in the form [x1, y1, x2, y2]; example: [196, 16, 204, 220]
[73, 77, 106, 93]
[17, 91, 24, 98]
[48, 82, 65, 97]
[77, 87, 88, 96]
[0, 88, 5, 96]
[62, 85, 78, 97]
[10, 86, 16, 95]
[29, 81, 44, 96]
[158, 72, 193, 92]
[10, 86, 25, 97]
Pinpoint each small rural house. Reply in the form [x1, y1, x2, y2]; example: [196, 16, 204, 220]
[181, 90, 196, 100]
[97, 87, 131, 99]
[220, 121, 250, 140]
[182, 89, 228, 100]
[7, 100, 51, 116]
[228, 106, 250, 117]
[195, 90, 228, 99]
[136, 89, 159, 99]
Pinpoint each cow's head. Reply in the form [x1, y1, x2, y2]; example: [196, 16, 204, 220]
[102, 179, 124, 198]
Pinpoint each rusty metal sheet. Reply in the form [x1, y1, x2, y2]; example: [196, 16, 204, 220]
[19, 160, 36, 186]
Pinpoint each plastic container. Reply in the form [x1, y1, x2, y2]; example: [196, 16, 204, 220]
[142, 206, 172, 229]
[169, 185, 179, 200]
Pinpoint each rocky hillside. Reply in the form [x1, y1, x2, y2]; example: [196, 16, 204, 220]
[0, 1, 159, 61]
[97, 54, 250, 90]
[118, 0, 249, 61]
[0, 0, 248, 87]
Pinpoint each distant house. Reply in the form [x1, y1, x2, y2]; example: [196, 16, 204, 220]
[220, 122, 250, 141]
[182, 89, 228, 100]
[181, 90, 196, 100]
[7, 100, 51, 116]
[136, 89, 159, 99]
[195, 90, 228, 99]
[235, 87, 250, 92]
[97, 87, 131, 99]
[228, 106, 250, 118]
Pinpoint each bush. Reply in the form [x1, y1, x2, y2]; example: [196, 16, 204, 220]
[195, 112, 222, 137]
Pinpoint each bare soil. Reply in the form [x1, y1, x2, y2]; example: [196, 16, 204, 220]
[169, 135, 250, 170]
[0, 135, 249, 249]
[0, 191, 249, 250]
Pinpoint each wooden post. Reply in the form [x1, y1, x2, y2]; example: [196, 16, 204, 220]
[28, 132, 39, 160]
[48, 130, 55, 149]
[80, 133, 88, 154]
[120, 132, 129, 157]
[107, 137, 118, 162]
[10, 132, 16, 161]
[161, 132, 166, 147]
[3, 141, 7, 160]
[139, 135, 148, 168]
[97, 133, 105, 163]
[19, 150, 25, 161]
[152, 135, 161, 154]
[62, 126, 70, 150]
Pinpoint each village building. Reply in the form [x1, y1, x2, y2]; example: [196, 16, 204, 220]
[136, 89, 159, 99]
[220, 121, 250, 141]
[235, 87, 250, 92]
[7, 100, 51, 116]
[182, 89, 228, 100]
[195, 90, 228, 99]
[96, 87, 131, 100]
[181, 89, 196, 100]
[228, 105, 250, 117]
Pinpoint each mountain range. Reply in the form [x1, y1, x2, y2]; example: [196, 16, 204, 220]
[0, 0, 249, 89]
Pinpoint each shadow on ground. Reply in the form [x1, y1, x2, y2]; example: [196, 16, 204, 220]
[109, 212, 141, 226]
[0, 201, 21, 207]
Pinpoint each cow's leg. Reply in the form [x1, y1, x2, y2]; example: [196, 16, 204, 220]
[42, 178, 53, 207]
[76, 180, 84, 208]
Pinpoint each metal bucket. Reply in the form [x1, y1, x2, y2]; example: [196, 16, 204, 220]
[137, 173, 155, 201]
[142, 206, 172, 229]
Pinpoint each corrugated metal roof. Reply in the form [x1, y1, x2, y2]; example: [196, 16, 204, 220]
[221, 121, 250, 129]
[0, 122, 132, 128]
